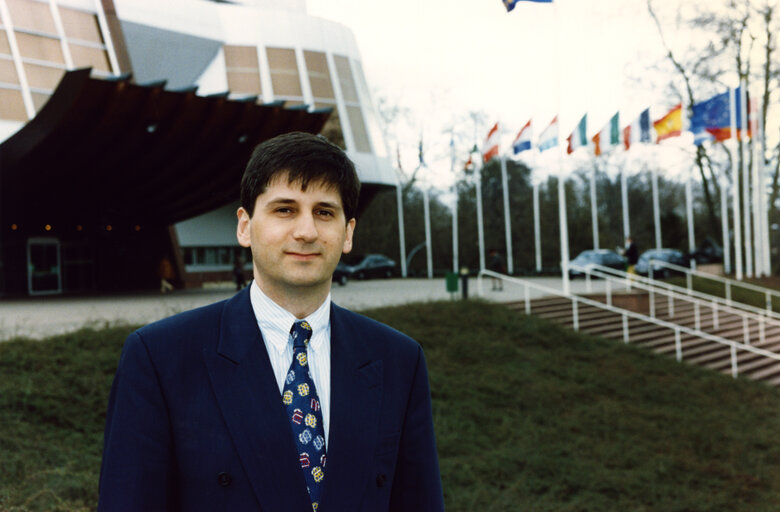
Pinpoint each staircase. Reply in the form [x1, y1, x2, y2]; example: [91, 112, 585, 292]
[511, 293, 780, 387]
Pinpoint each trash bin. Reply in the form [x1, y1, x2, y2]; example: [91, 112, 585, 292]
[445, 272, 458, 294]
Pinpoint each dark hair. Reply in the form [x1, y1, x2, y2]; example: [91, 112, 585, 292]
[240, 132, 360, 221]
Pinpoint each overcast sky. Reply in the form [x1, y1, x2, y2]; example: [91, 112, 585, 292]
[305, 0, 704, 187]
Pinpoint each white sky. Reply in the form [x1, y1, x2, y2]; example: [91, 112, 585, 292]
[304, 0, 710, 188]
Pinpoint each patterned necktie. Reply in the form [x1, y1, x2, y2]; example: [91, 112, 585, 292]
[282, 320, 327, 510]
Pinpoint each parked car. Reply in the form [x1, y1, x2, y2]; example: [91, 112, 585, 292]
[690, 236, 724, 264]
[568, 249, 626, 277]
[335, 254, 397, 282]
[332, 263, 350, 286]
[634, 248, 690, 277]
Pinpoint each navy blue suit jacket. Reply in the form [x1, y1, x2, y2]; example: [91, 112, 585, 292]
[98, 288, 444, 511]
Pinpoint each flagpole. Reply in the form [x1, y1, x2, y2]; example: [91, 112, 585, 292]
[730, 86, 743, 280]
[652, 166, 662, 249]
[621, 168, 630, 241]
[751, 95, 763, 276]
[422, 182, 433, 279]
[686, 166, 696, 269]
[475, 153, 486, 272]
[720, 157, 731, 275]
[590, 163, 599, 249]
[395, 149, 408, 278]
[500, 154, 514, 274]
[740, 81, 752, 278]
[533, 179, 542, 273]
[683, 100, 696, 271]
[450, 136, 459, 274]
[552, 0, 569, 296]
[759, 97, 771, 276]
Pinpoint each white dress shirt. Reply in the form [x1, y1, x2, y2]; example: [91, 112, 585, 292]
[249, 281, 332, 445]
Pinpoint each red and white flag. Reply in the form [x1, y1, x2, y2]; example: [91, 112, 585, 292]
[482, 122, 500, 163]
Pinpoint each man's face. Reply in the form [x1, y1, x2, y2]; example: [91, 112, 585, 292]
[237, 174, 355, 301]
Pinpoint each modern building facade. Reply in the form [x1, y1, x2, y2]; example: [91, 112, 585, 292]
[0, 0, 396, 295]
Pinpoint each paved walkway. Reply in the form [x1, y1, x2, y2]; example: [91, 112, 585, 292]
[0, 276, 611, 341]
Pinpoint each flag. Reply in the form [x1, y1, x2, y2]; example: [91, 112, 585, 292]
[689, 86, 750, 145]
[566, 114, 588, 154]
[592, 112, 619, 156]
[418, 136, 425, 165]
[622, 108, 651, 150]
[653, 104, 682, 142]
[464, 154, 473, 171]
[504, 0, 553, 11]
[482, 122, 500, 163]
[512, 120, 532, 154]
[538, 116, 558, 152]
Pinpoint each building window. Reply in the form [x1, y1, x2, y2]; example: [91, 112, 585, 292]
[333, 54, 371, 153]
[0, 86, 26, 120]
[58, 6, 104, 44]
[224, 45, 261, 97]
[14, 31, 64, 63]
[304, 50, 334, 100]
[266, 47, 302, 102]
[5, 0, 57, 36]
[183, 246, 251, 271]
[0, 56, 19, 85]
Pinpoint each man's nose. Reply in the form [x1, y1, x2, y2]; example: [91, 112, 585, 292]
[293, 213, 318, 241]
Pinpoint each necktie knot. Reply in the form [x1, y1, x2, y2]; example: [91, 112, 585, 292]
[291, 320, 313, 350]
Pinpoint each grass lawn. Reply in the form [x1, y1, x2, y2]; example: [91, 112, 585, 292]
[3, 300, 780, 510]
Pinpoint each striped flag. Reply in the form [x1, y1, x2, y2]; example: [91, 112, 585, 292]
[592, 112, 619, 156]
[538, 116, 558, 152]
[623, 108, 651, 150]
[566, 114, 588, 154]
[653, 104, 682, 142]
[482, 122, 500, 163]
[512, 120, 533, 154]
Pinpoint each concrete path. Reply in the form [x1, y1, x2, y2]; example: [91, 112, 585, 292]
[0, 276, 612, 341]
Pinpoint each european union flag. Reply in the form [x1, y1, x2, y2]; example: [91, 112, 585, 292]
[504, 0, 553, 12]
[690, 86, 745, 144]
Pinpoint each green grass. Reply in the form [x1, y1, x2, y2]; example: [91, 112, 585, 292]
[4, 301, 780, 510]
[666, 275, 780, 311]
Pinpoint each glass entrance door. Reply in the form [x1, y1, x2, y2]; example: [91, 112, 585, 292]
[27, 238, 62, 295]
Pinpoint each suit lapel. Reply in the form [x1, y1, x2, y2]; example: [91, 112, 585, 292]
[203, 288, 311, 512]
[320, 304, 383, 511]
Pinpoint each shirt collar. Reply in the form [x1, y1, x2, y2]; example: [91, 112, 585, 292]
[249, 281, 330, 353]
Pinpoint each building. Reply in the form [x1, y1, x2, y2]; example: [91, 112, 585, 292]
[0, 0, 396, 295]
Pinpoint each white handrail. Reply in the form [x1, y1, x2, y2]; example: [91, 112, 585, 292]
[648, 258, 780, 312]
[477, 269, 780, 380]
[588, 263, 780, 324]
[573, 264, 780, 346]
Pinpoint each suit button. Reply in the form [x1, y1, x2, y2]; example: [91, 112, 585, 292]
[376, 474, 387, 488]
[217, 472, 232, 487]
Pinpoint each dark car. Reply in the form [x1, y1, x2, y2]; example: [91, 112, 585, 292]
[634, 248, 690, 277]
[690, 236, 724, 264]
[334, 254, 396, 283]
[332, 263, 350, 286]
[568, 249, 626, 277]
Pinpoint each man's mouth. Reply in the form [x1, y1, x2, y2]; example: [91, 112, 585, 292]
[286, 252, 319, 260]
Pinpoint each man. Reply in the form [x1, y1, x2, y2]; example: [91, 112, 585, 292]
[625, 236, 639, 274]
[98, 132, 444, 511]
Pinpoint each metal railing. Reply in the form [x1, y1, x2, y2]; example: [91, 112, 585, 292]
[572, 263, 780, 347]
[477, 269, 780, 380]
[584, 263, 780, 324]
[647, 259, 780, 313]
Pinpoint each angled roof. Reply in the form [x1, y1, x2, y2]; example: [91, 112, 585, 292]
[0, 69, 330, 228]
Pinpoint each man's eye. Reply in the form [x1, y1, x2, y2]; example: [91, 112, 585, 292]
[275, 207, 293, 214]
[317, 210, 334, 217]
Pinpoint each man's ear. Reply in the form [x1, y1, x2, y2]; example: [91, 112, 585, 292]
[342, 218, 356, 254]
[236, 207, 252, 248]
